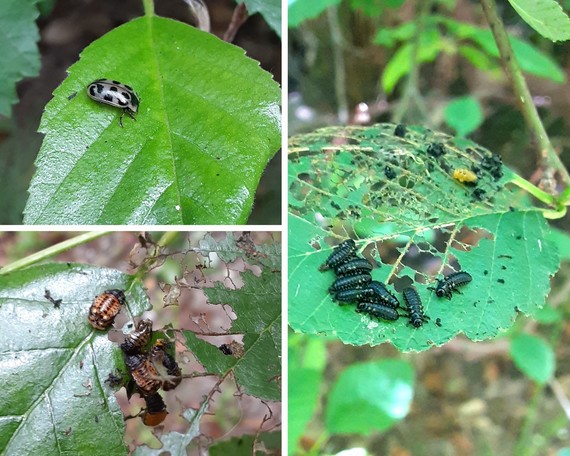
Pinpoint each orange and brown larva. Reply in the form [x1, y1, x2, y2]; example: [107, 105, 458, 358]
[88, 289, 126, 330]
[124, 353, 162, 396]
[141, 392, 168, 426]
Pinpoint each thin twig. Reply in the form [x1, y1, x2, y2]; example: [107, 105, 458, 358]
[480, 0, 570, 188]
[326, 5, 349, 124]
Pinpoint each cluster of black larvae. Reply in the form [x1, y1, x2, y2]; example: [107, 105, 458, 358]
[321, 239, 473, 328]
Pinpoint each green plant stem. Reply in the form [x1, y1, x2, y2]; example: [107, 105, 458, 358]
[392, 0, 430, 124]
[479, 0, 570, 187]
[509, 174, 568, 218]
[142, 0, 154, 16]
[327, 5, 349, 124]
[0, 231, 111, 275]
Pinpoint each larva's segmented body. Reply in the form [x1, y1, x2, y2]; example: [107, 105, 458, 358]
[320, 239, 357, 271]
[149, 340, 182, 391]
[368, 281, 400, 308]
[356, 301, 399, 321]
[329, 273, 372, 293]
[334, 258, 372, 276]
[429, 271, 473, 299]
[124, 353, 162, 396]
[403, 287, 429, 328]
[88, 289, 125, 330]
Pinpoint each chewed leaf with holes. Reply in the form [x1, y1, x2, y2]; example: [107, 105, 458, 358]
[184, 267, 281, 401]
[289, 123, 560, 351]
[0, 263, 150, 456]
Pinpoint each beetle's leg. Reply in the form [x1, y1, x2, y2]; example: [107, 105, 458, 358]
[119, 110, 124, 128]
[127, 110, 136, 122]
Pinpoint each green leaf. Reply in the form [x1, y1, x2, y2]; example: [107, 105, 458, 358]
[444, 18, 566, 83]
[288, 336, 326, 454]
[534, 305, 561, 324]
[288, 0, 341, 28]
[507, 0, 570, 42]
[0, 0, 41, 116]
[326, 360, 414, 435]
[209, 432, 280, 456]
[184, 267, 281, 401]
[381, 28, 444, 93]
[458, 44, 499, 71]
[240, 0, 281, 37]
[24, 16, 281, 225]
[510, 334, 555, 384]
[288, 124, 560, 351]
[444, 96, 484, 136]
[546, 227, 570, 260]
[374, 21, 416, 47]
[0, 263, 150, 456]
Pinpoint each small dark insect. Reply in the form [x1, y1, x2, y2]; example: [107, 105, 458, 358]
[394, 124, 407, 138]
[124, 353, 162, 396]
[121, 319, 153, 354]
[319, 239, 357, 271]
[427, 142, 445, 157]
[403, 287, 429, 328]
[141, 392, 168, 426]
[429, 271, 473, 299]
[67, 91, 78, 101]
[497, 278, 505, 284]
[44, 289, 62, 308]
[219, 344, 233, 355]
[435, 318, 442, 327]
[473, 188, 487, 201]
[356, 301, 399, 321]
[384, 166, 396, 180]
[334, 258, 373, 276]
[329, 273, 372, 293]
[105, 372, 124, 388]
[149, 340, 182, 391]
[88, 289, 125, 330]
[368, 281, 400, 308]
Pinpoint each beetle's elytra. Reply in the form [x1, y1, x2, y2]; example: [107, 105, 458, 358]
[88, 289, 125, 330]
[87, 79, 139, 127]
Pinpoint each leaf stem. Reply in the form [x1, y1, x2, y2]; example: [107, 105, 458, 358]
[479, 0, 570, 187]
[142, 0, 154, 17]
[0, 231, 111, 275]
[326, 5, 349, 124]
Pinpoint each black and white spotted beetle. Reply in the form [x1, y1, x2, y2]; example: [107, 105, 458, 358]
[320, 239, 357, 271]
[403, 286, 429, 328]
[87, 79, 139, 127]
[429, 271, 473, 299]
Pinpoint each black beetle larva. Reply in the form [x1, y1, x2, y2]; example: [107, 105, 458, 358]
[334, 258, 373, 276]
[356, 301, 399, 321]
[368, 281, 400, 308]
[329, 273, 372, 293]
[394, 124, 407, 138]
[121, 319, 153, 354]
[319, 239, 357, 271]
[429, 271, 473, 299]
[403, 286, 429, 328]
